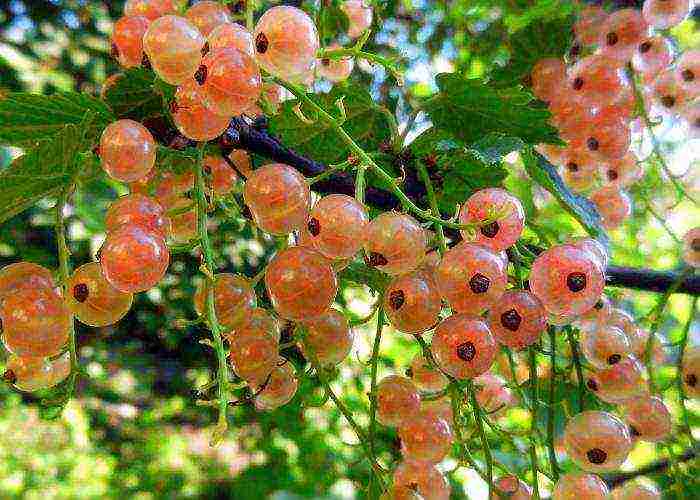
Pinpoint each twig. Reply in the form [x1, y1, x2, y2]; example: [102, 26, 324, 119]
[416, 159, 447, 254]
[468, 380, 495, 499]
[546, 327, 560, 481]
[565, 327, 586, 413]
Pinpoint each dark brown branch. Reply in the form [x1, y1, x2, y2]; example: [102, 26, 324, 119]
[604, 446, 698, 488]
[605, 266, 700, 295]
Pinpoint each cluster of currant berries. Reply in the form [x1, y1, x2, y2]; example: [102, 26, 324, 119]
[533, 0, 698, 230]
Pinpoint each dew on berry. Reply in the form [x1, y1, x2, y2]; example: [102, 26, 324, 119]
[488, 289, 547, 349]
[301, 309, 354, 366]
[364, 212, 427, 276]
[432, 314, 496, 379]
[384, 271, 441, 334]
[376, 375, 421, 427]
[99, 119, 156, 183]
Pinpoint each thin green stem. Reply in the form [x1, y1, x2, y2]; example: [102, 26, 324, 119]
[245, 0, 254, 31]
[368, 307, 384, 474]
[505, 348, 529, 408]
[450, 382, 487, 480]
[194, 143, 230, 444]
[355, 164, 367, 205]
[416, 160, 447, 254]
[308, 161, 351, 184]
[546, 327, 560, 481]
[565, 327, 586, 413]
[528, 347, 541, 500]
[56, 188, 79, 378]
[318, 47, 403, 83]
[468, 381, 494, 499]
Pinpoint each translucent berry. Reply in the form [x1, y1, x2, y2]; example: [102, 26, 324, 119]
[632, 36, 673, 76]
[623, 395, 672, 442]
[0, 287, 70, 358]
[682, 346, 700, 398]
[563, 410, 633, 472]
[531, 58, 567, 103]
[474, 373, 515, 415]
[494, 475, 532, 500]
[408, 354, 448, 393]
[124, 0, 175, 21]
[193, 273, 257, 333]
[66, 262, 133, 327]
[301, 309, 354, 366]
[569, 237, 609, 271]
[568, 55, 627, 105]
[643, 0, 691, 29]
[681, 103, 700, 140]
[364, 212, 427, 276]
[435, 242, 507, 314]
[172, 80, 231, 141]
[574, 5, 607, 46]
[340, 0, 373, 38]
[207, 22, 254, 55]
[558, 148, 598, 192]
[229, 327, 278, 385]
[100, 225, 169, 293]
[459, 188, 525, 252]
[682, 227, 700, 267]
[610, 481, 661, 500]
[600, 153, 643, 188]
[590, 187, 632, 230]
[398, 412, 453, 463]
[254, 358, 298, 410]
[650, 70, 689, 113]
[143, 15, 206, 85]
[4, 352, 70, 392]
[488, 289, 547, 349]
[576, 296, 612, 333]
[420, 397, 453, 425]
[253, 6, 319, 83]
[432, 314, 496, 380]
[599, 9, 649, 62]
[376, 375, 420, 427]
[105, 193, 170, 237]
[675, 50, 700, 98]
[384, 271, 441, 334]
[185, 1, 231, 37]
[393, 460, 451, 500]
[112, 16, 150, 68]
[581, 326, 631, 369]
[586, 355, 646, 404]
[167, 196, 198, 243]
[317, 45, 354, 82]
[530, 244, 605, 316]
[0, 262, 55, 299]
[243, 163, 311, 235]
[228, 149, 253, 178]
[552, 472, 609, 500]
[566, 112, 630, 161]
[99, 120, 156, 183]
[305, 194, 368, 260]
[199, 47, 262, 117]
[265, 247, 338, 320]
[203, 155, 238, 195]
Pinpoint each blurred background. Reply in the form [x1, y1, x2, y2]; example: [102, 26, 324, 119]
[0, 1, 698, 498]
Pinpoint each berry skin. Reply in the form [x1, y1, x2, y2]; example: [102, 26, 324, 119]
[558, 148, 598, 192]
[563, 410, 633, 472]
[364, 212, 427, 276]
[167, 196, 198, 243]
[649, 70, 689, 114]
[100, 225, 170, 293]
[573, 5, 607, 46]
[494, 475, 532, 500]
[569, 237, 609, 271]
[243, 163, 311, 235]
[66, 262, 134, 327]
[99, 120, 156, 183]
[305, 194, 369, 260]
[0, 262, 55, 299]
[193, 273, 257, 333]
[228, 149, 253, 178]
[228, 327, 278, 386]
[393, 460, 451, 500]
[143, 15, 206, 85]
[682, 345, 700, 398]
[552, 472, 609, 500]
[172, 80, 231, 141]
[567, 55, 627, 105]
[474, 372, 515, 415]
[565, 112, 630, 161]
[682, 227, 700, 267]
[488, 289, 547, 349]
[435, 242, 507, 314]
[643, 0, 691, 29]
[199, 47, 262, 117]
[632, 36, 673, 77]
[599, 9, 649, 63]
[681, 103, 700, 140]
[384, 271, 441, 334]
[420, 396, 453, 425]
[112, 16, 150, 69]
[586, 355, 646, 404]
[253, 6, 319, 83]
[408, 354, 448, 393]
[185, 1, 231, 37]
[317, 44, 354, 83]
[590, 186, 632, 230]
[432, 314, 496, 380]
[600, 153, 643, 188]
[265, 247, 338, 321]
[458, 188, 525, 252]
[581, 326, 631, 369]
[254, 358, 298, 410]
[622, 395, 672, 442]
[340, 0, 373, 39]
[0, 287, 71, 358]
[4, 352, 70, 392]
[610, 481, 661, 500]
[105, 194, 170, 237]
[300, 309, 354, 366]
[531, 58, 567, 103]
[675, 50, 700, 98]
[376, 375, 420, 427]
[203, 155, 238, 196]
[207, 22, 254, 56]
[124, 0, 175, 21]
[398, 412, 453, 463]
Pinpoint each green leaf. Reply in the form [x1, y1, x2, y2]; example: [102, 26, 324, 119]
[0, 120, 99, 225]
[522, 147, 608, 246]
[318, 5, 350, 43]
[424, 73, 560, 146]
[469, 133, 525, 165]
[268, 84, 392, 165]
[339, 261, 391, 293]
[0, 91, 114, 148]
[103, 67, 165, 120]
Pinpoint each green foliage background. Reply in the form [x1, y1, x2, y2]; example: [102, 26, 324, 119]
[0, 1, 698, 498]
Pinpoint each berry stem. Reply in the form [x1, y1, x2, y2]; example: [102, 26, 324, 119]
[194, 142, 230, 444]
[467, 380, 495, 499]
[416, 159, 447, 254]
[317, 47, 403, 84]
[367, 306, 384, 481]
[244, 0, 255, 31]
[677, 297, 698, 447]
[449, 382, 487, 480]
[528, 346, 541, 500]
[565, 326, 586, 413]
[546, 326, 560, 481]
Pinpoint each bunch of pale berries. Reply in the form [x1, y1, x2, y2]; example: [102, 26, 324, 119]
[533, 0, 699, 230]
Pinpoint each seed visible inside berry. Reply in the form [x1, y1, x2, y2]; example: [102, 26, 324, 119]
[456, 341, 476, 362]
[194, 64, 207, 85]
[660, 95, 675, 108]
[2, 369, 16, 384]
[321, 58, 330, 66]
[389, 289, 405, 310]
[630, 425, 641, 437]
[639, 41, 651, 53]
[307, 217, 321, 236]
[201, 42, 210, 56]
[469, 273, 490, 294]
[480, 221, 499, 238]
[686, 373, 698, 387]
[367, 252, 388, 267]
[607, 354, 622, 365]
[566, 272, 587, 292]
[594, 300, 604, 310]
[587, 378, 599, 391]
[607, 169, 618, 181]
[692, 238, 700, 252]
[500, 308, 522, 332]
[606, 32, 618, 46]
[255, 33, 269, 54]
[681, 69, 695, 82]
[587, 137, 599, 151]
[573, 77, 584, 90]
[73, 283, 90, 303]
[566, 162, 579, 172]
[586, 448, 607, 464]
